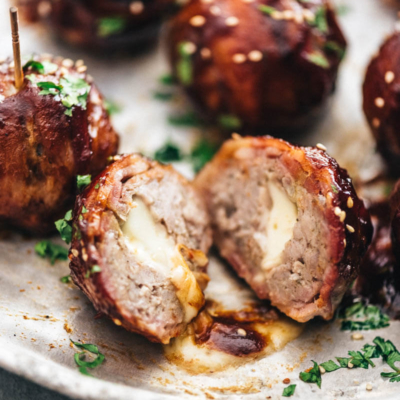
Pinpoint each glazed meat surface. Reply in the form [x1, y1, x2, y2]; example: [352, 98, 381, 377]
[195, 136, 372, 322]
[363, 32, 400, 177]
[167, 0, 347, 132]
[69, 154, 212, 344]
[0, 55, 118, 233]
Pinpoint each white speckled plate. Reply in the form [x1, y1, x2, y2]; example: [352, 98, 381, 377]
[1, 0, 400, 399]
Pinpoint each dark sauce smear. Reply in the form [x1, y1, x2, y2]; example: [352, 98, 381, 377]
[192, 302, 278, 357]
[343, 201, 400, 319]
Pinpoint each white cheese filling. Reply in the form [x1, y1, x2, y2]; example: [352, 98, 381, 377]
[122, 198, 204, 323]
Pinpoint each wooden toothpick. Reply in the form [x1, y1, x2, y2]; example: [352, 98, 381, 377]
[9, 7, 24, 90]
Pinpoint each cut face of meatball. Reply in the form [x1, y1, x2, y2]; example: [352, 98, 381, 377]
[195, 136, 372, 322]
[363, 32, 400, 176]
[0, 55, 118, 233]
[69, 154, 212, 344]
[166, 0, 347, 132]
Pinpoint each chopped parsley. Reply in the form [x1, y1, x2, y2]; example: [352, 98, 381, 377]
[34, 240, 68, 265]
[77, 175, 91, 191]
[55, 210, 73, 244]
[335, 4, 350, 16]
[218, 114, 242, 130]
[330, 184, 339, 194]
[60, 275, 72, 284]
[104, 99, 122, 115]
[159, 73, 176, 86]
[153, 91, 174, 101]
[300, 360, 321, 388]
[324, 41, 345, 60]
[258, 4, 277, 15]
[190, 139, 219, 172]
[154, 142, 182, 163]
[310, 7, 328, 33]
[282, 384, 296, 397]
[97, 17, 127, 37]
[168, 112, 204, 127]
[305, 51, 330, 69]
[70, 340, 105, 376]
[340, 302, 390, 331]
[23, 59, 58, 75]
[176, 42, 193, 85]
[85, 265, 101, 278]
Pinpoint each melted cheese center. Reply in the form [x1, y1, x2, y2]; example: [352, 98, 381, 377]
[122, 198, 204, 323]
[262, 182, 298, 270]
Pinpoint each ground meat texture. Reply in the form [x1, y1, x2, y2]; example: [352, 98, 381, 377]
[195, 136, 372, 322]
[166, 0, 346, 132]
[0, 55, 118, 234]
[363, 32, 400, 177]
[69, 154, 212, 344]
[16, 0, 176, 52]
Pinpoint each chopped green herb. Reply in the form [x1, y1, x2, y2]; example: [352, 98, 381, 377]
[282, 384, 296, 397]
[159, 73, 176, 85]
[258, 4, 277, 15]
[311, 7, 328, 33]
[35, 240, 68, 265]
[60, 275, 72, 284]
[218, 114, 242, 130]
[23, 60, 44, 74]
[55, 210, 73, 244]
[70, 340, 105, 376]
[190, 139, 219, 172]
[42, 60, 58, 74]
[335, 4, 350, 16]
[104, 99, 122, 115]
[154, 142, 182, 164]
[153, 91, 174, 101]
[97, 17, 127, 37]
[168, 112, 204, 127]
[94, 183, 100, 189]
[340, 302, 390, 331]
[324, 41, 345, 60]
[37, 81, 62, 95]
[331, 184, 339, 193]
[305, 52, 330, 69]
[319, 360, 341, 372]
[177, 42, 193, 85]
[300, 361, 321, 388]
[77, 175, 91, 191]
[85, 265, 102, 279]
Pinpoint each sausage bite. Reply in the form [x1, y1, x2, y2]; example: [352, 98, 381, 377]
[363, 32, 400, 176]
[69, 154, 212, 344]
[167, 0, 347, 131]
[0, 55, 118, 233]
[195, 136, 372, 322]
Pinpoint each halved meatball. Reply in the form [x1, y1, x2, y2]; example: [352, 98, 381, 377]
[166, 0, 347, 132]
[0, 55, 118, 233]
[195, 136, 372, 322]
[363, 32, 400, 176]
[69, 154, 212, 344]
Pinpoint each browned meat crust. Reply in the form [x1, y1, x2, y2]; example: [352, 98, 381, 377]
[195, 136, 372, 322]
[363, 32, 400, 176]
[69, 154, 212, 344]
[166, 0, 346, 132]
[0, 55, 118, 234]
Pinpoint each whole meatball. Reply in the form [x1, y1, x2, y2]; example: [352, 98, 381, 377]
[16, 0, 176, 52]
[363, 32, 400, 177]
[0, 55, 119, 234]
[167, 0, 347, 132]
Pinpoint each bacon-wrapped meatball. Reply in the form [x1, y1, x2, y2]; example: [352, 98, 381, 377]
[69, 154, 212, 344]
[363, 32, 400, 176]
[167, 0, 346, 132]
[195, 136, 372, 322]
[0, 55, 118, 233]
[17, 0, 176, 52]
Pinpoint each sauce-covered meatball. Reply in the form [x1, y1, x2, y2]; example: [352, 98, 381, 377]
[69, 154, 212, 344]
[363, 32, 400, 176]
[0, 55, 119, 233]
[167, 0, 347, 132]
[195, 136, 372, 322]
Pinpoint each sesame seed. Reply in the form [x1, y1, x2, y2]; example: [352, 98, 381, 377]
[242, 0, 254, 3]
[130, 1, 144, 14]
[200, 47, 212, 59]
[344, 239, 347, 247]
[372, 118, 381, 128]
[60, 67, 69, 76]
[71, 249, 79, 257]
[346, 224, 355, 233]
[282, 10, 295, 20]
[225, 16, 239, 26]
[190, 15, 206, 27]
[347, 197, 354, 208]
[348, 361, 354, 369]
[316, 143, 327, 151]
[294, 13, 304, 24]
[113, 319, 122, 326]
[366, 383, 373, 391]
[62, 58, 74, 68]
[232, 53, 247, 64]
[237, 328, 247, 336]
[248, 50, 263, 62]
[9, 61, 15, 69]
[41, 53, 53, 60]
[351, 333, 364, 340]
[340, 211, 346, 222]
[77, 65, 87, 73]
[75, 59, 84, 67]
[271, 11, 283, 20]
[183, 42, 197, 54]
[319, 366, 326, 374]
[82, 253, 88, 262]
[374, 97, 385, 108]
[385, 71, 395, 84]
[209, 5, 221, 15]
[303, 9, 315, 21]
[201, 0, 213, 3]
[334, 207, 342, 216]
